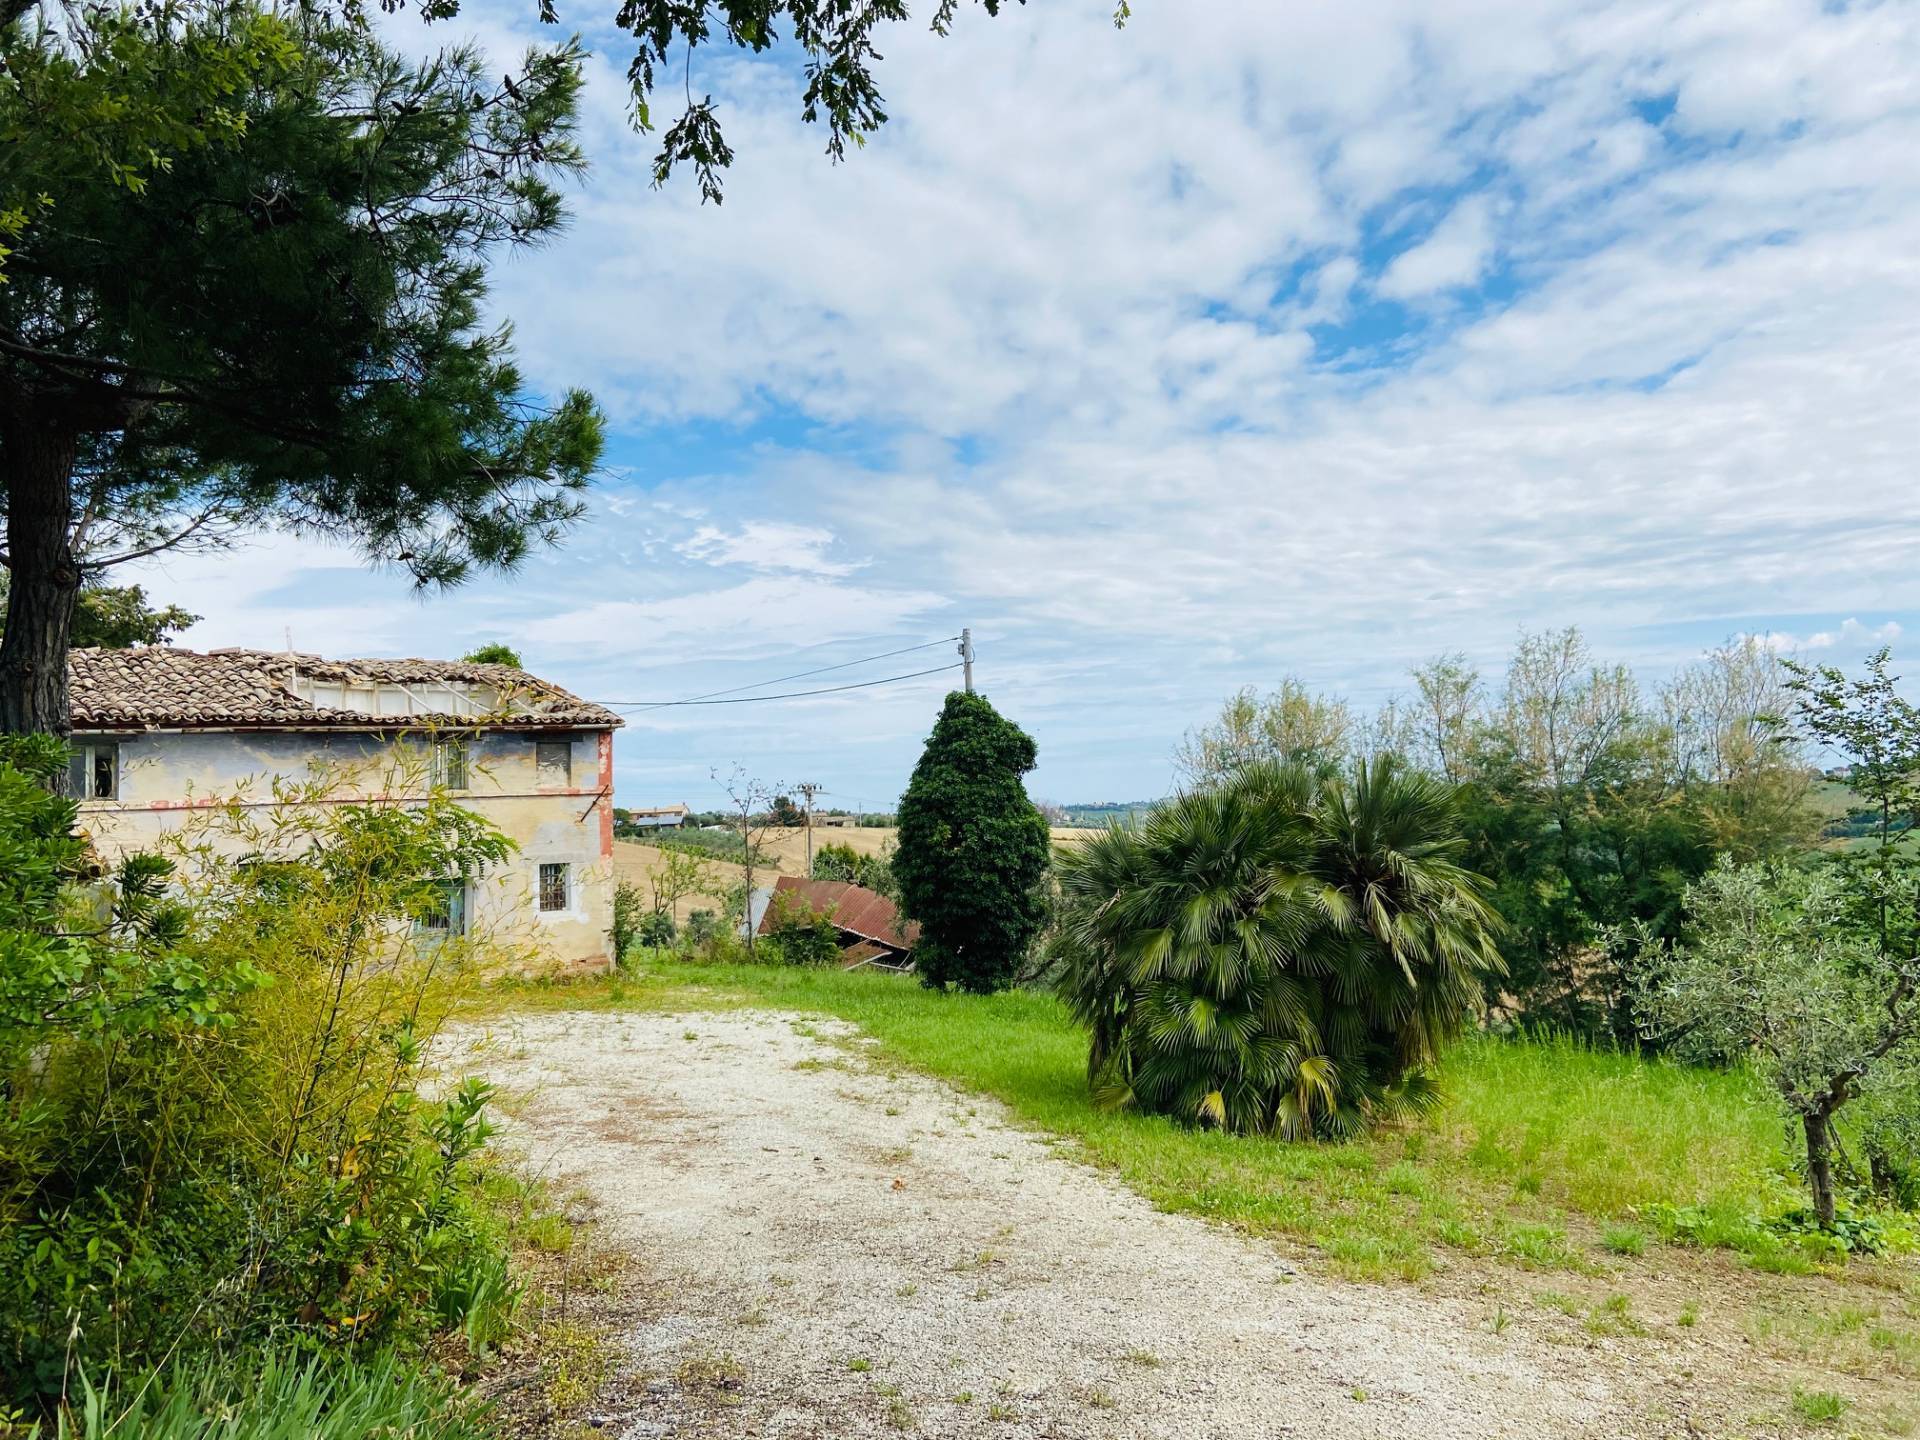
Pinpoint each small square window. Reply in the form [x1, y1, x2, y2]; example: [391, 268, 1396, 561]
[538, 862, 570, 912]
[66, 741, 118, 800]
[430, 738, 469, 790]
[415, 880, 467, 937]
[536, 738, 572, 786]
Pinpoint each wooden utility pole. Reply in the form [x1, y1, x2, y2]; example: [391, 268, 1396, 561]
[797, 780, 821, 876]
[959, 628, 974, 693]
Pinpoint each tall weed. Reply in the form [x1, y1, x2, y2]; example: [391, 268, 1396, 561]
[0, 747, 528, 1409]
[51, 1349, 493, 1440]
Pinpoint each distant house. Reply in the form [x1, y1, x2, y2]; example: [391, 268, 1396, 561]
[751, 875, 920, 970]
[622, 803, 689, 831]
[66, 646, 624, 969]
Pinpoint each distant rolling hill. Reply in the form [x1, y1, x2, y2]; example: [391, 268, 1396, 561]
[1056, 800, 1162, 827]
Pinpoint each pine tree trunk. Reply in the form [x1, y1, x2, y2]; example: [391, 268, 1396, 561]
[0, 416, 82, 735]
[1804, 1107, 1838, 1228]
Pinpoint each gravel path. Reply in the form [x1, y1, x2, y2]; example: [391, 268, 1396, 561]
[455, 1010, 1706, 1439]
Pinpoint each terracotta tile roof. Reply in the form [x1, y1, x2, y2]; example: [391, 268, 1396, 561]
[760, 875, 921, 951]
[69, 647, 623, 732]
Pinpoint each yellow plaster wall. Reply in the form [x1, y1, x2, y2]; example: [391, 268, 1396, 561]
[74, 727, 617, 971]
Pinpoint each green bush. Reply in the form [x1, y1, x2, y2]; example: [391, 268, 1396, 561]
[762, 891, 842, 967]
[609, 877, 646, 962]
[811, 841, 896, 897]
[636, 910, 677, 948]
[0, 743, 520, 1409]
[1050, 757, 1503, 1138]
[683, 909, 722, 947]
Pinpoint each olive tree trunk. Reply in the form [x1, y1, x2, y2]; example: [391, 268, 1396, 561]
[0, 416, 82, 735]
[1803, 1105, 1838, 1228]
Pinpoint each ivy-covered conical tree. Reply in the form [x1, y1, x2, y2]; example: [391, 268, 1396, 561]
[894, 691, 1051, 994]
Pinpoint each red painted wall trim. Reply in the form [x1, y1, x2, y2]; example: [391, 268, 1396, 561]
[597, 732, 615, 859]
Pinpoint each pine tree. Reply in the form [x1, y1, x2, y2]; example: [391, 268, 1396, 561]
[0, 4, 601, 732]
[894, 691, 1051, 994]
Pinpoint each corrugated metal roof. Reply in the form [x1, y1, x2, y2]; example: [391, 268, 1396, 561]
[68, 647, 622, 732]
[760, 875, 920, 950]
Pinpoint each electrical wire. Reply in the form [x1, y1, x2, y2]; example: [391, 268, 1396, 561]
[603, 662, 965, 710]
[596, 634, 963, 711]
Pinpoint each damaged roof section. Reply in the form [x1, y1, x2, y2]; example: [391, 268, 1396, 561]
[761, 875, 921, 954]
[69, 647, 623, 732]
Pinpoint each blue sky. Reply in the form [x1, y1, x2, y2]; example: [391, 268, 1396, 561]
[131, 0, 1920, 809]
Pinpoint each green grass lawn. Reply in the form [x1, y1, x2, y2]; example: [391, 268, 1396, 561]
[488, 959, 1824, 1283]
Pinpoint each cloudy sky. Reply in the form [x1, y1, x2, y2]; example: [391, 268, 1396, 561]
[133, 0, 1920, 808]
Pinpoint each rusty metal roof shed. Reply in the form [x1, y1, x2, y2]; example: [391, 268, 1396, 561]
[759, 875, 921, 951]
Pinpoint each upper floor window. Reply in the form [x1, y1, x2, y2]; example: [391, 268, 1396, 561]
[536, 738, 572, 786]
[429, 737, 469, 790]
[66, 741, 118, 800]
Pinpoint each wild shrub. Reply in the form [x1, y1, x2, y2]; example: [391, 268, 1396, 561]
[610, 877, 646, 962]
[1050, 757, 1503, 1137]
[0, 748, 523, 1407]
[812, 840, 896, 898]
[683, 909, 722, 948]
[762, 891, 842, 967]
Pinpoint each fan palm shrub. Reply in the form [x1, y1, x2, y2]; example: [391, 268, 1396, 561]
[1052, 758, 1503, 1137]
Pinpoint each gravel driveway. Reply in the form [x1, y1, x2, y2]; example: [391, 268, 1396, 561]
[456, 1010, 1726, 1439]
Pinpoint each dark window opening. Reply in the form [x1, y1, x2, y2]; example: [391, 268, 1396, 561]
[538, 862, 569, 912]
[66, 742, 118, 800]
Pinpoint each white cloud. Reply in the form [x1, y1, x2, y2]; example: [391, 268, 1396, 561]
[519, 576, 949, 664]
[126, 0, 1920, 802]
[677, 522, 858, 576]
[1375, 196, 1497, 301]
[1751, 619, 1905, 654]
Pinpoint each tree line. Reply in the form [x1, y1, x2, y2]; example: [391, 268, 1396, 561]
[1163, 632, 1920, 1225]
[1176, 629, 1815, 1041]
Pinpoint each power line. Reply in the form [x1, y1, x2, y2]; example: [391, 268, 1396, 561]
[604, 662, 965, 710]
[598, 634, 963, 712]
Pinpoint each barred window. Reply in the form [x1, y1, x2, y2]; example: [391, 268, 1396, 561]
[430, 738, 469, 790]
[415, 880, 467, 937]
[538, 862, 570, 912]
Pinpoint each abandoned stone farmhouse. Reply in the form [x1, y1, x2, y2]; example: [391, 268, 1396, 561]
[66, 647, 623, 969]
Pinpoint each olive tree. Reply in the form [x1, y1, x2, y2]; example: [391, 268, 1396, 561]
[1631, 861, 1919, 1226]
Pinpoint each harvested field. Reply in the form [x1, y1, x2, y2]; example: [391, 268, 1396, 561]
[611, 828, 1101, 923]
